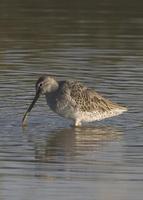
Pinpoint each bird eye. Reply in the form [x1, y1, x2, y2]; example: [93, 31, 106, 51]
[39, 83, 43, 88]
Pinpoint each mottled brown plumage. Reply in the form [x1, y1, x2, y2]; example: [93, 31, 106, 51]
[58, 80, 120, 112]
[22, 76, 127, 126]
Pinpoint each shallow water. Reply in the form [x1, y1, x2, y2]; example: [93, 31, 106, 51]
[0, 0, 143, 200]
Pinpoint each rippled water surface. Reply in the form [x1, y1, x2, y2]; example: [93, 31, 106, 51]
[0, 0, 143, 200]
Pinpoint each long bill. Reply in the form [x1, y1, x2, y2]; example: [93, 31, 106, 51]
[22, 89, 40, 126]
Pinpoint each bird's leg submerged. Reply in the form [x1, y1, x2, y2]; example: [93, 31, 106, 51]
[74, 119, 82, 127]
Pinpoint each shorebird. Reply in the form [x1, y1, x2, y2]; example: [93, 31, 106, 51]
[22, 75, 127, 127]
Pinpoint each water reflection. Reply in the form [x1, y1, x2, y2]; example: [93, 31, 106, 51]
[32, 126, 122, 163]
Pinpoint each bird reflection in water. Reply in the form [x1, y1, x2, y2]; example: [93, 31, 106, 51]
[34, 126, 122, 163]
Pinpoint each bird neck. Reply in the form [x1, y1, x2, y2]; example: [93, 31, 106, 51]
[44, 81, 59, 109]
[51, 80, 59, 92]
[45, 79, 59, 96]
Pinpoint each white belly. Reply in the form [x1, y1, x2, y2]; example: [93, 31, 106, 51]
[74, 108, 126, 123]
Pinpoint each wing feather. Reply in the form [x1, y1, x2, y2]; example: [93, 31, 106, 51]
[57, 80, 127, 115]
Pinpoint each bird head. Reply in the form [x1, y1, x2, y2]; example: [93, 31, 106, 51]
[22, 75, 58, 126]
[35, 75, 58, 95]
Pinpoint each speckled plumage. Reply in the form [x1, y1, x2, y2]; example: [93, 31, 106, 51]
[22, 76, 127, 126]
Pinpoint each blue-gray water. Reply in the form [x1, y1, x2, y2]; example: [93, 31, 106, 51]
[0, 0, 143, 200]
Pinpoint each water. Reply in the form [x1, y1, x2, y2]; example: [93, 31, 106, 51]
[0, 0, 143, 199]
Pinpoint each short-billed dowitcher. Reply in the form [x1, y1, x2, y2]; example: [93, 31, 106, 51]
[22, 75, 127, 126]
